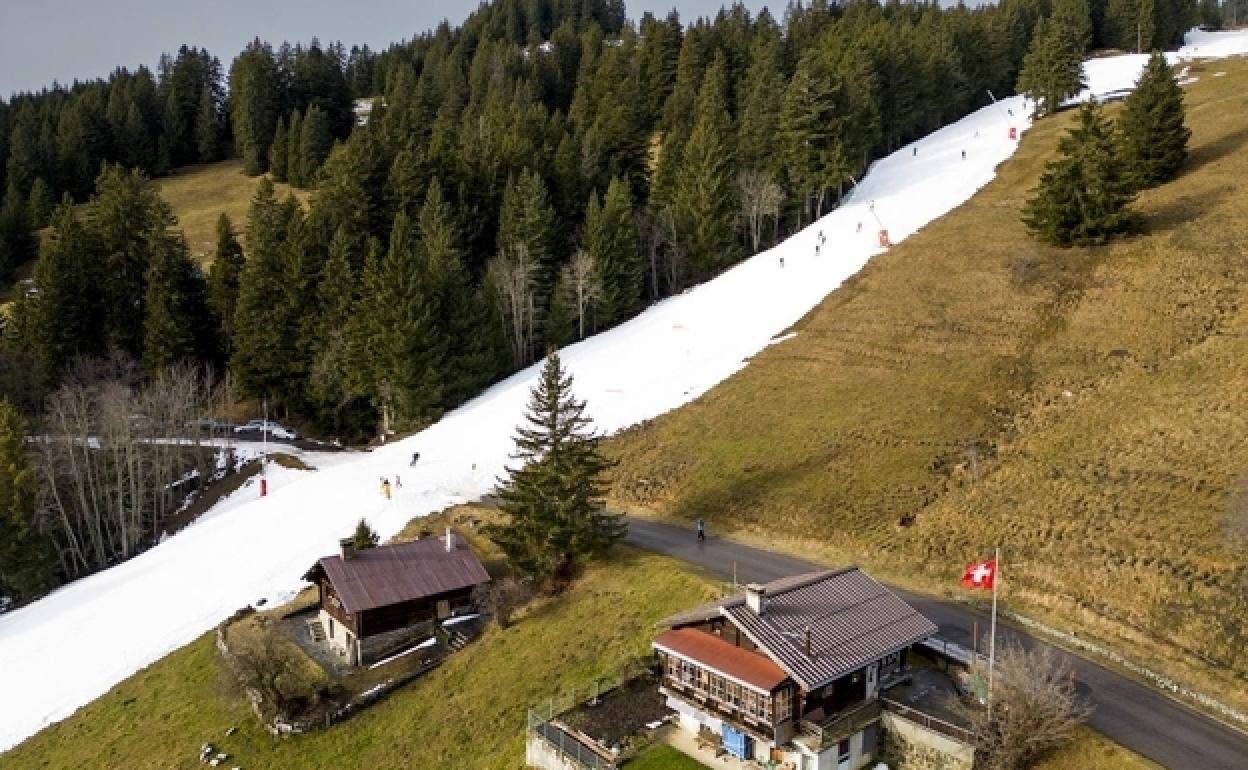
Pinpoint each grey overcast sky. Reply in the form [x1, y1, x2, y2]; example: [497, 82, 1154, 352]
[0, 1, 776, 99]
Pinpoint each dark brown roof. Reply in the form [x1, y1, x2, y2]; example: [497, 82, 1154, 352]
[303, 535, 489, 614]
[661, 568, 937, 692]
[653, 628, 789, 693]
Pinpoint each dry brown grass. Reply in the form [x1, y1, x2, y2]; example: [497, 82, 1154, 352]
[153, 160, 308, 261]
[607, 59, 1248, 710]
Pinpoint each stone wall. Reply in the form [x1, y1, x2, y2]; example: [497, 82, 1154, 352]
[879, 712, 974, 770]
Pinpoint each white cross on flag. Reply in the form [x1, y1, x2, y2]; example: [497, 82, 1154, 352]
[961, 559, 997, 590]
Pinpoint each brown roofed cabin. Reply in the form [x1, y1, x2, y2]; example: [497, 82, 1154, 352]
[303, 528, 489, 666]
[653, 568, 938, 770]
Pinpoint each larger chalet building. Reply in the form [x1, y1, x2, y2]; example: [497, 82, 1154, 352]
[653, 568, 938, 770]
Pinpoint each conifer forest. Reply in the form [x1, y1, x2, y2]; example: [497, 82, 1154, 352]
[0, 0, 1200, 602]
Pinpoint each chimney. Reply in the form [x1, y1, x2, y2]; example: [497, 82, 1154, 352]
[445, 527, 455, 552]
[745, 583, 766, 615]
[804, 626, 813, 656]
[339, 537, 356, 560]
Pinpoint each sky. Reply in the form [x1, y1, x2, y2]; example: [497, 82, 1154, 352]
[0, 0, 773, 99]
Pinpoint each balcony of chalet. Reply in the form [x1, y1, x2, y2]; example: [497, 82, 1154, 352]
[655, 628, 797, 745]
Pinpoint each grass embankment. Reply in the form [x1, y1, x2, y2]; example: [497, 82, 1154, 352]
[153, 160, 308, 260]
[607, 56, 1248, 711]
[0, 547, 722, 770]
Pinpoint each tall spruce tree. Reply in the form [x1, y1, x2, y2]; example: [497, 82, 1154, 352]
[231, 179, 297, 400]
[588, 177, 641, 328]
[488, 350, 625, 582]
[26, 177, 54, 230]
[142, 207, 214, 369]
[371, 211, 444, 426]
[0, 399, 56, 603]
[286, 110, 305, 187]
[299, 105, 334, 186]
[31, 200, 106, 384]
[1117, 50, 1190, 190]
[206, 213, 245, 348]
[1023, 101, 1138, 246]
[673, 57, 737, 284]
[1017, 17, 1087, 118]
[229, 39, 280, 175]
[1052, 0, 1095, 55]
[270, 116, 289, 182]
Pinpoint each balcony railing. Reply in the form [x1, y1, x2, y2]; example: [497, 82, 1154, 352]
[796, 699, 882, 751]
[661, 677, 779, 739]
[881, 698, 976, 746]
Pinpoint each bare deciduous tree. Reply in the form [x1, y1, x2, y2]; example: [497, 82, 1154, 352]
[737, 168, 785, 254]
[33, 357, 218, 578]
[227, 619, 319, 719]
[487, 245, 539, 368]
[955, 641, 1092, 770]
[561, 249, 603, 341]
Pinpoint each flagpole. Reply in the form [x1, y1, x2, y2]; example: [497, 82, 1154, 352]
[988, 546, 999, 709]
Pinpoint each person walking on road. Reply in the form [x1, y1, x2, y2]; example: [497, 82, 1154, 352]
[696, 517, 706, 542]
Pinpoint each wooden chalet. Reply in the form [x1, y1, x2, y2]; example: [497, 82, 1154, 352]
[653, 568, 938, 770]
[303, 528, 489, 666]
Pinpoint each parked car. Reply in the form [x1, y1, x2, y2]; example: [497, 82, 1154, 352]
[234, 420, 298, 441]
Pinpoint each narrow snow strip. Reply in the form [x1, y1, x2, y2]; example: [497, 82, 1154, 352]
[2, 27, 1247, 753]
[367, 637, 436, 670]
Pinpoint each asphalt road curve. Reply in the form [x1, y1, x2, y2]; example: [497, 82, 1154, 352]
[624, 517, 1248, 770]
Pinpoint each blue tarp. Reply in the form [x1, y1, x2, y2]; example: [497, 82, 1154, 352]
[722, 724, 750, 759]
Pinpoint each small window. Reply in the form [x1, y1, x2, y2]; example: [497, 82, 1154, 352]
[838, 738, 851, 762]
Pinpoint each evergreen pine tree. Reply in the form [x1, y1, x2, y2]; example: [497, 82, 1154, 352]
[270, 116, 289, 182]
[32, 199, 106, 384]
[26, 177, 54, 230]
[142, 206, 215, 369]
[231, 179, 296, 400]
[0, 182, 35, 280]
[1117, 50, 1190, 189]
[1023, 101, 1138, 246]
[1017, 18, 1088, 119]
[1052, 0, 1095, 55]
[353, 518, 380, 550]
[673, 58, 738, 284]
[0, 399, 57, 603]
[229, 40, 280, 175]
[587, 177, 641, 328]
[497, 168, 557, 309]
[299, 105, 334, 186]
[487, 350, 625, 582]
[418, 180, 500, 405]
[195, 85, 224, 163]
[372, 212, 444, 426]
[206, 213, 245, 347]
[286, 110, 305, 187]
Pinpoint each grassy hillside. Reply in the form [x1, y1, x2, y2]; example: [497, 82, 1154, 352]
[0, 547, 721, 770]
[606, 56, 1248, 708]
[153, 160, 308, 260]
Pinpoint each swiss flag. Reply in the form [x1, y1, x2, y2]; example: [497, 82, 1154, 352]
[961, 559, 997, 590]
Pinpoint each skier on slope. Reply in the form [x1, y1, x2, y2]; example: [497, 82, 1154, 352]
[381, 478, 392, 500]
[410, 451, 421, 466]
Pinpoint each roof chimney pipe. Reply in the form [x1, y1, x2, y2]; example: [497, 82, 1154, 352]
[339, 537, 356, 560]
[445, 527, 454, 552]
[745, 583, 766, 615]
[804, 626, 812, 656]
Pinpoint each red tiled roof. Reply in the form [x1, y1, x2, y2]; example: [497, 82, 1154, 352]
[653, 628, 789, 693]
[303, 535, 489, 614]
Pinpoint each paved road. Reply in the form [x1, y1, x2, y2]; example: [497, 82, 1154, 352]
[625, 517, 1248, 770]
